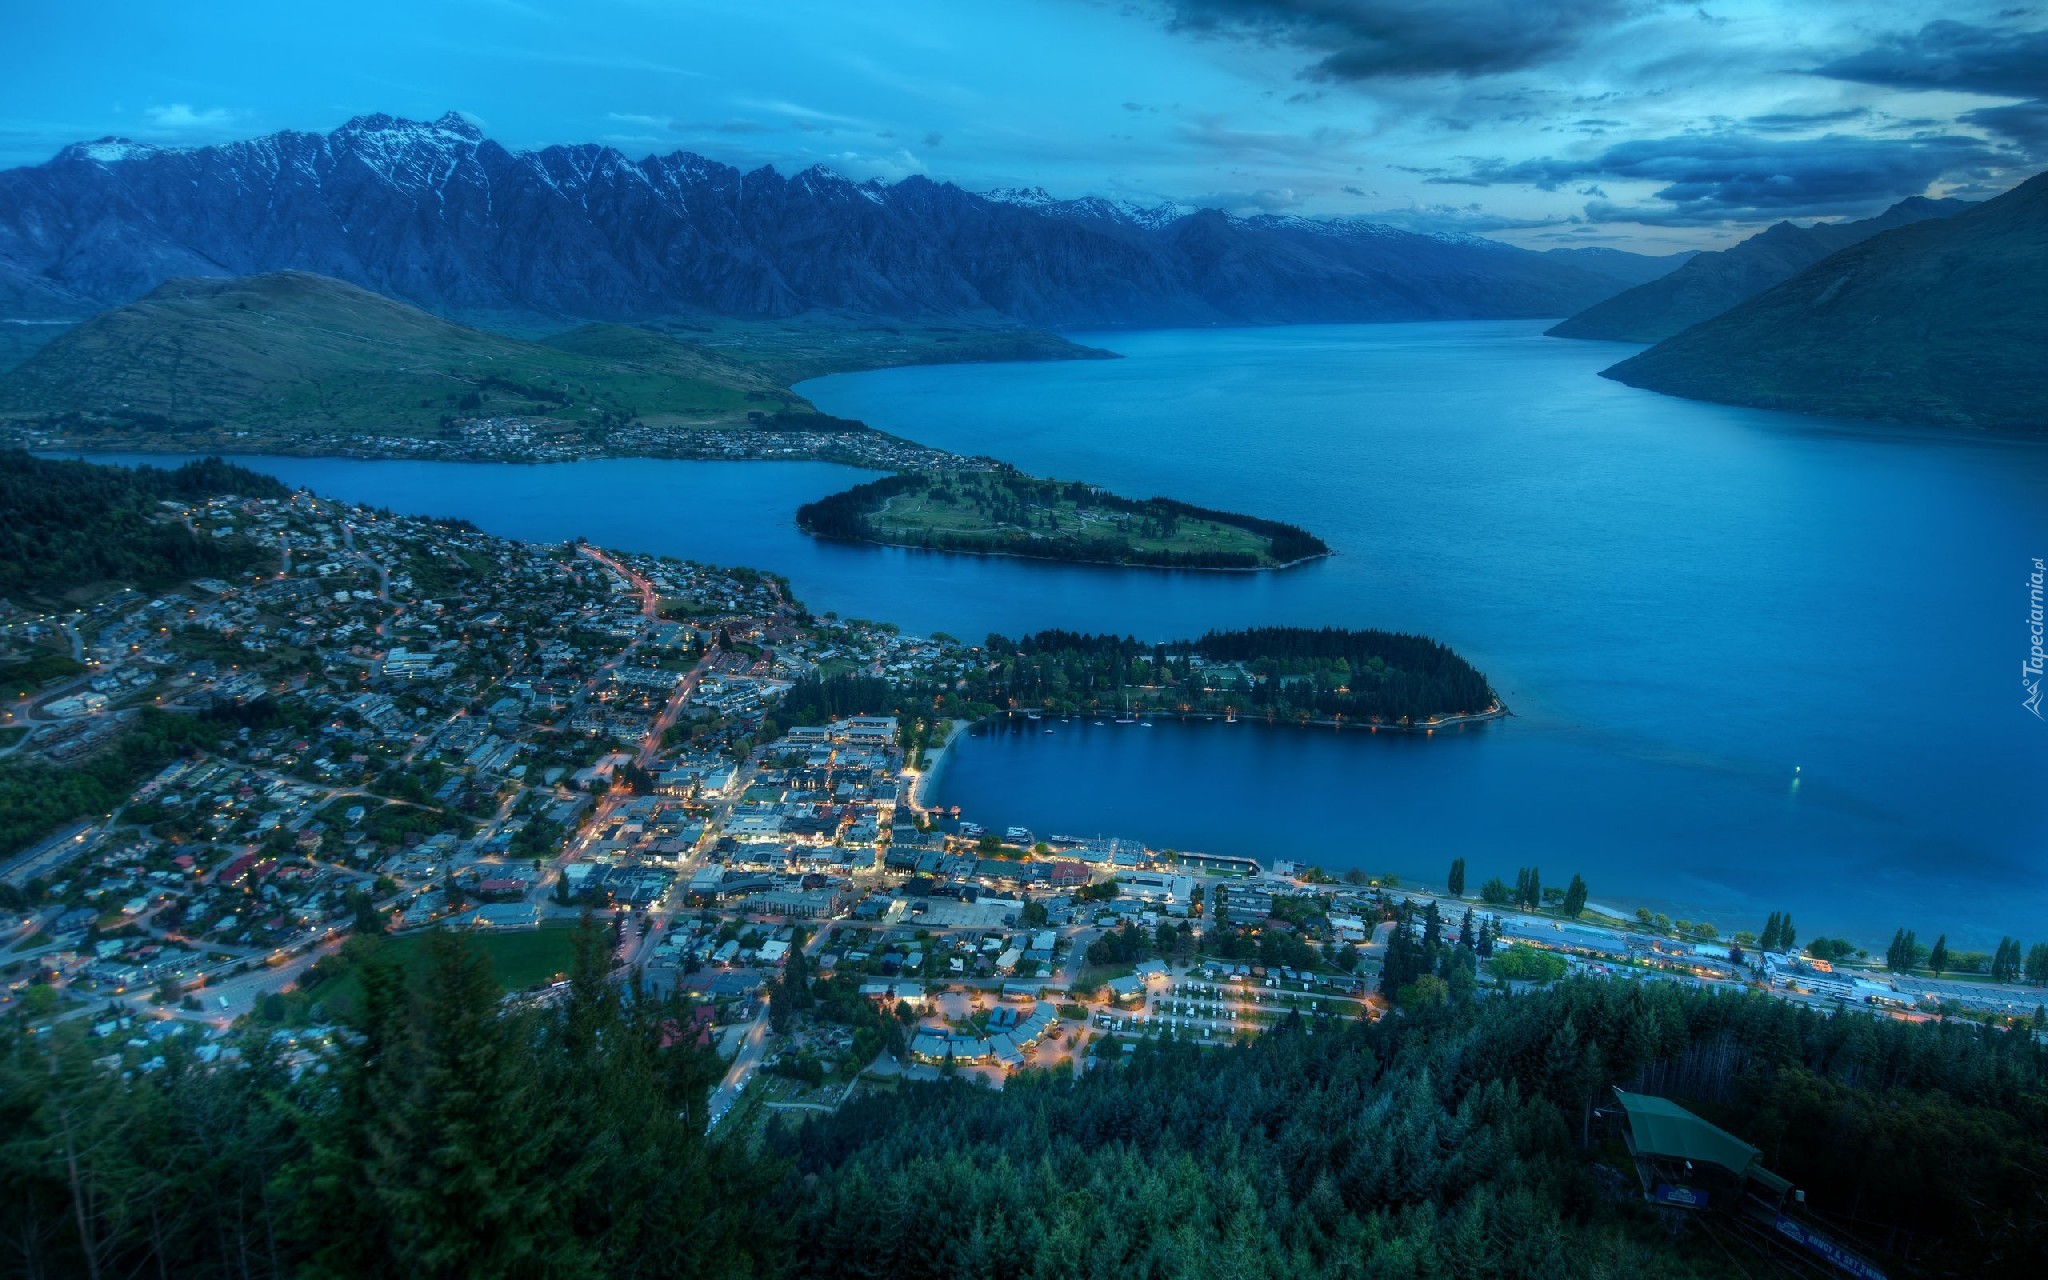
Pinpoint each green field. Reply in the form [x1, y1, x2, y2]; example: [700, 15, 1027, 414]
[316, 924, 583, 1016]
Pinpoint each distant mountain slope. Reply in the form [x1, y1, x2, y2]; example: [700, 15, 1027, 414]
[0, 113, 1668, 330]
[1548, 197, 1972, 343]
[0, 271, 813, 434]
[1538, 245, 1696, 290]
[1601, 172, 2048, 432]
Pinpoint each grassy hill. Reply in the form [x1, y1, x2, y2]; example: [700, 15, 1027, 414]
[0, 272, 819, 439]
[1603, 172, 2048, 432]
[642, 314, 1118, 385]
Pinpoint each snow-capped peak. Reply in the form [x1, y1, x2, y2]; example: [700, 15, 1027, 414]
[983, 186, 1188, 229]
[341, 110, 478, 135]
[985, 186, 1058, 209]
[332, 112, 484, 190]
[61, 137, 164, 165]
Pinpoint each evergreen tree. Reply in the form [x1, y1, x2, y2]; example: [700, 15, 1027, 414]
[1561, 874, 1588, 919]
[1991, 938, 2019, 982]
[1780, 913, 1796, 953]
[1459, 907, 1476, 951]
[1526, 867, 1542, 910]
[1378, 911, 1415, 998]
[348, 887, 386, 936]
[1929, 934, 1950, 977]
[1760, 912, 1782, 953]
[1446, 858, 1465, 898]
[2026, 942, 2048, 985]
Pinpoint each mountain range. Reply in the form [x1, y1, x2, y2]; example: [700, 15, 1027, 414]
[1602, 172, 2048, 432]
[0, 112, 1681, 335]
[1546, 196, 1973, 344]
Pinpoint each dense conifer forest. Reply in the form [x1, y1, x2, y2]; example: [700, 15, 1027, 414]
[0, 450, 290, 599]
[5, 918, 2043, 1278]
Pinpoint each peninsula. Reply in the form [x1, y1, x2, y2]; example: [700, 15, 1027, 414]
[979, 626, 1501, 726]
[0, 271, 1112, 465]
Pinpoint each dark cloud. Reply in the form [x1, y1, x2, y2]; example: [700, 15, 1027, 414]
[1745, 108, 1871, 133]
[1454, 131, 2006, 223]
[1811, 20, 2048, 99]
[1962, 98, 2048, 147]
[1156, 0, 1641, 81]
[1179, 115, 1365, 159]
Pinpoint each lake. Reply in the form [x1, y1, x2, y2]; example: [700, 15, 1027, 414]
[71, 321, 2048, 945]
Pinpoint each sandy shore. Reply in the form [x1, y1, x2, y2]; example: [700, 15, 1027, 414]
[908, 718, 972, 811]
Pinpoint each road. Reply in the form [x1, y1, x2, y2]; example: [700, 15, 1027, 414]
[706, 923, 838, 1128]
[1, 819, 100, 888]
[545, 544, 730, 968]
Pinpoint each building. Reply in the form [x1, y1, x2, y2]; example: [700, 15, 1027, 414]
[758, 888, 846, 920]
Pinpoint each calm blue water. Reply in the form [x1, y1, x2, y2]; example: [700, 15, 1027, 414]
[804, 323, 2048, 947]
[71, 321, 2048, 945]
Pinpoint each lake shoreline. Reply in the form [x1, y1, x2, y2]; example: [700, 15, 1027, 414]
[907, 719, 972, 812]
[805, 529, 1334, 573]
[974, 703, 1509, 735]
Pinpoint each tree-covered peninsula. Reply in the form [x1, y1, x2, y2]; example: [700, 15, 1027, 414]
[979, 626, 1500, 725]
[756, 626, 1499, 737]
[796, 470, 1330, 570]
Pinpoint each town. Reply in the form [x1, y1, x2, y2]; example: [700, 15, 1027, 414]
[0, 410, 1009, 471]
[3, 477, 2043, 1134]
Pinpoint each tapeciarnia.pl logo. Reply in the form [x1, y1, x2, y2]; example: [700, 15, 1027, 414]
[2027, 557, 2045, 720]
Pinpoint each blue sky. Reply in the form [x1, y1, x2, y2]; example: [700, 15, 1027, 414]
[3, 0, 2044, 249]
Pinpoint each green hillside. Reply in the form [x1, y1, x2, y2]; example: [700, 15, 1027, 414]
[1603, 172, 2048, 432]
[0, 272, 818, 439]
[646, 314, 1119, 385]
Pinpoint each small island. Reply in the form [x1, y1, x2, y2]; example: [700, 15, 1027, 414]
[795, 470, 1330, 570]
